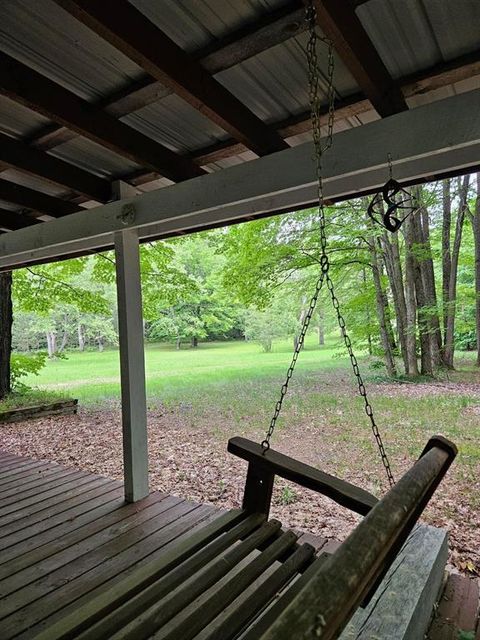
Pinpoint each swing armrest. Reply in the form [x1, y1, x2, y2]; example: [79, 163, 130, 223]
[228, 437, 379, 516]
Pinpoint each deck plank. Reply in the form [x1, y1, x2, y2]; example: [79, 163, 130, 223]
[0, 468, 89, 505]
[0, 450, 335, 640]
[0, 484, 123, 559]
[0, 494, 177, 600]
[7, 505, 217, 639]
[428, 573, 480, 639]
[0, 477, 114, 536]
[0, 464, 71, 494]
[0, 475, 108, 528]
[0, 460, 52, 479]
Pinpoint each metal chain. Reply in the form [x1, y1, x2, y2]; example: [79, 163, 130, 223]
[262, 0, 395, 488]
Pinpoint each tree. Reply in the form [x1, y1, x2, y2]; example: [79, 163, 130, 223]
[443, 175, 471, 367]
[147, 234, 243, 348]
[472, 175, 480, 365]
[244, 292, 302, 352]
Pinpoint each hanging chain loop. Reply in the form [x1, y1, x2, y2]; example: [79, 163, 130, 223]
[262, 0, 395, 488]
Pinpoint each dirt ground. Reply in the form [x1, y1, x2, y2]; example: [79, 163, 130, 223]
[1, 383, 479, 576]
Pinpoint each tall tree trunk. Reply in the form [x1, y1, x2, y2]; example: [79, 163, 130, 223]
[414, 188, 442, 368]
[442, 179, 452, 349]
[403, 216, 419, 376]
[77, 323, 85, 351]
[46, 331, 56, 358]
[362, 267, 373, 356]
[444, 175, 470, 368]
[317, 307, 325, 345]
[294, 296, 308, 350]
[0, 271, 13, 399]
[381, 231, 409, 373]
[367, 226, 396, 376]
[471, 173, 480, 366]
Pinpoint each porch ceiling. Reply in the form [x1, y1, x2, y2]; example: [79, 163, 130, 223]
[0, 0, 479, 249]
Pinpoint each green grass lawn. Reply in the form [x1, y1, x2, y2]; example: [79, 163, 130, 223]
[19, 337, 480, 468]
[23, 336, 344, 409]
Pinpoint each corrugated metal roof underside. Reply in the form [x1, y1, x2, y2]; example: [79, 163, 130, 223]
[0, 0, 477, 210]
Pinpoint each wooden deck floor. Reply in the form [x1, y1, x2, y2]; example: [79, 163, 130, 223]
[0, 449, 332, 639]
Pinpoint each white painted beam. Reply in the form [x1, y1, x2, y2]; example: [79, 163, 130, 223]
[1, 89, 480, 269]
[115, 227, 149, 502]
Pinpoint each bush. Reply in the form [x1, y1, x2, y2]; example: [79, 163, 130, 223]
[454, 330, 476, 351]
[10, 352, 48, 392]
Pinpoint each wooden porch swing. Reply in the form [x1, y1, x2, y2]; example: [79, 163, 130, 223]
[30, 5, 457, 638]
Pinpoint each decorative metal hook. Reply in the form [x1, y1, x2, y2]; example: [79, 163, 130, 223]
[367, 155, 420, 232]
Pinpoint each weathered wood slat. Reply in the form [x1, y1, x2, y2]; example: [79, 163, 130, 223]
[28, 507, 226, 639]
[0, 459, 49, 477]
[0, 463, 64, 491]
[0, 468, 85, 504]
[67, 512, 261, 640]
[0, 494, 179, 602]
[0, 484, 122, 558]
[12, 505, 218, 640]
[0, 461, 56, 484]
[153, 530, 299, 640]
[0, 453, 22, 464]
[0, 492, 160, 576]
[198, 543, 316, 640]
[240, 552, 331, 640]
[0, 470, 90, 515]
[109, 520, 283, 639]
[0, 477, 114, 535]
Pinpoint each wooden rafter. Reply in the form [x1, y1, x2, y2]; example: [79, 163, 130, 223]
[0, 133, 111, 202]
[25, 1, 306, 152]
[54, 0, 288, 156]
[313, 0, 408, 116]
[0, 52, 204, 183]
[135, 50, 480, 179]
[0, 178, 81, 217]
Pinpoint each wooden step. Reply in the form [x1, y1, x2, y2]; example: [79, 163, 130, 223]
[428, 572, 480, 639]
[339, 524, 449, 640]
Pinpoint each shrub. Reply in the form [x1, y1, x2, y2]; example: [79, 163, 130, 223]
[10, 352, 48, 392]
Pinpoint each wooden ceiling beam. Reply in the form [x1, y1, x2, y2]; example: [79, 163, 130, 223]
[26, 2, 306, 152]
[0, 52, 204, 183]
[140, 50, 480, 177]
[0, 132, 111, 202]
[55, 0, 289, 156]
[0, 178, 82, 217]
[0, 208, 39, 231]
[312, 0, 408, 116]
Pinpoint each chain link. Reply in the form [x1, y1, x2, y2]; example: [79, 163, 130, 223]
[262, 0, 395, 489]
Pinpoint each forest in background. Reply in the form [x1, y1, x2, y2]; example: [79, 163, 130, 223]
[1, 173, 479, 400]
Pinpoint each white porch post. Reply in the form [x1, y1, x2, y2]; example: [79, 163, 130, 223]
[114, 226, 149, 502]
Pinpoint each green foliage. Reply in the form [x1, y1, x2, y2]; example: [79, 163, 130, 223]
[0, 389, 67, 411]
[147, 233, 243, 347]
[279, 486, 297, 506]
[244, 302, 296, 352]
[10, 352, 48, 391]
